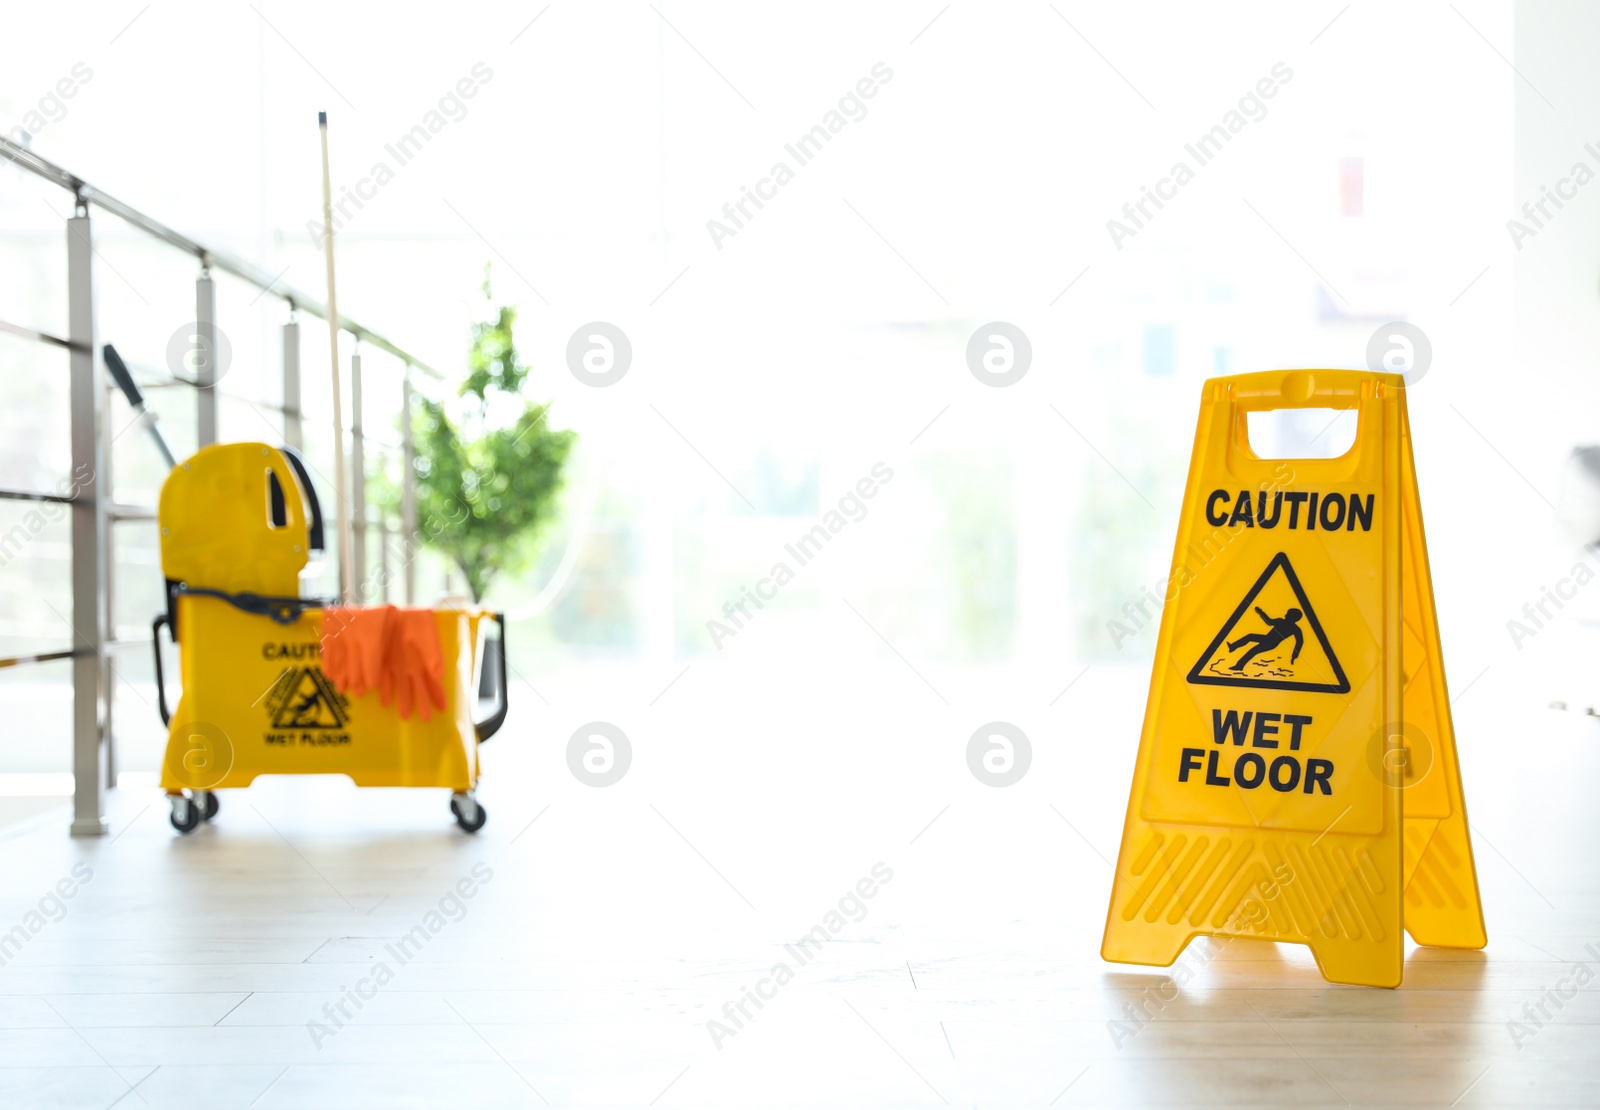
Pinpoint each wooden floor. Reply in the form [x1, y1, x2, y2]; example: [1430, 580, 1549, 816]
[0, 661, 1596, 1108]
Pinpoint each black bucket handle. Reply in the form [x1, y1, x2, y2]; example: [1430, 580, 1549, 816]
[474, 613, 508, 742]
[152, 614, 175, 727]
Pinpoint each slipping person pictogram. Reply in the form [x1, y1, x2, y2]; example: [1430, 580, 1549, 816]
[1187, 552, 1349, 694]
[287, 687, 328, 728]
[265, 666, 350, 730]
[1227, 606, 1303, 671]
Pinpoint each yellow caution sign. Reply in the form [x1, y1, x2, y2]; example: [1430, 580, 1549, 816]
[1100, 369, 1484, 988]
[1396, 415, 1487, 950]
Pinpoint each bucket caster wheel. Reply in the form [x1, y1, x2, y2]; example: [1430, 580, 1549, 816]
[450, 793, 487, 834]
[169, 794, 201, 834]
[196, 791, 219, 822]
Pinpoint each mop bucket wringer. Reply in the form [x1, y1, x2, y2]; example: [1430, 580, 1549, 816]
[151, 443, 508, 834]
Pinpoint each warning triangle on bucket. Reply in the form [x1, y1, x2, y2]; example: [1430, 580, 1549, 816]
[1187, 551, 1350, 694]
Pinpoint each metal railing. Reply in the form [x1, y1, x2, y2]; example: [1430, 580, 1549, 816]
[0, 134, 437, 836]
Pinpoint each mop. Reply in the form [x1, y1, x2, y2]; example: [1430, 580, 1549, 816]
[318, 110, 355, 604]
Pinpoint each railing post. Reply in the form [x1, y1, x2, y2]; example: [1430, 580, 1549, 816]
[68, 200, 108, 836]
[350, 347, 365, 600]
[99, 296, 117, 788]
[196, 264, 217, 447]
[282, 312, 302, 451]
[401, 364, 417, 605]
[379, 517, 392, 604]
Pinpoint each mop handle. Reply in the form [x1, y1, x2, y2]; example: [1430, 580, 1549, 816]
[318, 111, 354, 605]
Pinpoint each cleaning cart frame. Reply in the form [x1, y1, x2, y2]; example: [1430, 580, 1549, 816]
[150, 442, 507, 834]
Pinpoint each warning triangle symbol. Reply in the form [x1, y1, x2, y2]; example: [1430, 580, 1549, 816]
[1186, 552, 1350, 694]
[269, 667, 349, 729]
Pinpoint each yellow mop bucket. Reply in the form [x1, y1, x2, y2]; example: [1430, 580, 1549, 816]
[150, 443, 508, 834]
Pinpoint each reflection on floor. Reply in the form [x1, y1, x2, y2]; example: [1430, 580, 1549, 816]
[0, 795, 69, 833]
[0, 661, 1596, 1108]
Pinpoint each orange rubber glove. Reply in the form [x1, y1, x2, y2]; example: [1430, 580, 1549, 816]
[383, 609, 447, 722]
[319, 609, 351, 684]
[319, 606, 394, 699]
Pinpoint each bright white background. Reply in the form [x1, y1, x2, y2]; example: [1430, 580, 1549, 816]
[6, 0, 1581, 766]
[4, 2, 1600, 1104]
[4, 0, 1592, 894]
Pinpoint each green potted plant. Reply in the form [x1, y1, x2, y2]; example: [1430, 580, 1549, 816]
[392, 270, 576, 686]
